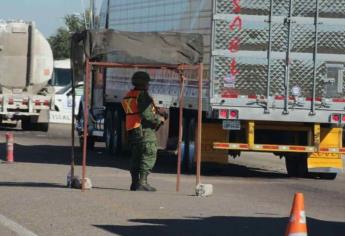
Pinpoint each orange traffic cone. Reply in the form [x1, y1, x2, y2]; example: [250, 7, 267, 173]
[285, 193, 308, 236]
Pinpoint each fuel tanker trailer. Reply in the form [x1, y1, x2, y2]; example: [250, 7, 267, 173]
[0, 20, 54, 131]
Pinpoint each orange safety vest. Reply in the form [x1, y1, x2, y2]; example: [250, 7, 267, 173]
[121, 90, 142, 131]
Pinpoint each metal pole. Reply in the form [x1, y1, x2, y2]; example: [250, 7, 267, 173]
[265, 0, 274, 113]
[70, 58, 76, 183]
[176, 73, 185, 192]
[311, 0, 320, 115]
[105, 0, 110, 29]
[196, 64, 203, 186]
[89, 0, 95, 29]
[284, 0, 293, 115]
[82, 59, 91, 191]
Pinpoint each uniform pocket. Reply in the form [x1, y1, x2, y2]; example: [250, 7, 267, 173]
[143, 142, 157, 156]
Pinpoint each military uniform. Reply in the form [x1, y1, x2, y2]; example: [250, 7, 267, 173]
[122, 72, 165, 191]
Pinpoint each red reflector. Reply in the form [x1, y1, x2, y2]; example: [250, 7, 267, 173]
[214, 143, 229, 148]
[230, 110, 238, 118]
[306, 97, 322, 102]
[339, 148, 345, 152]
[332, 114, 340, 122]
[333, 98, 345, 103]
[8, 98, 14, 105]
[289, 146, 306, 151]
[320, 148, 329, 152]
[275, 95, 284, 100]
[248, 95, 256, 99]
[262, 145, 279, 150]
[222, 93, 238, 98]
[219, 109, 228, 119]
[239, 144, 249, 149]
[43, 100, 50, 106]
[342, 115, 345, 122]
[22, 100, 28, 105]
[34, 100, 40, 106]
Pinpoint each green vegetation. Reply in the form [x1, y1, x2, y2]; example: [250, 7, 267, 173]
[48, 14, 86, 59]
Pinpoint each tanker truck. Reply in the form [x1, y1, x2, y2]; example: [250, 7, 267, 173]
[0, 21, 54, 131]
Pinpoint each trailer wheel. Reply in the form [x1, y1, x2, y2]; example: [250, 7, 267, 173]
[105, 109, 121, 156]
[315, 172, 337, 180]
[39, 123, 49, 132]
[21, 118, 33, 130]
[285, 154, 308, 178]
[113, 109, 123, 154]
[183, 117, 196, 173]
[105, 109, 114, 154]
[79, 136, 95, 151]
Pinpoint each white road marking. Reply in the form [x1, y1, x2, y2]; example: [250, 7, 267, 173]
[0, 214, 38, 236]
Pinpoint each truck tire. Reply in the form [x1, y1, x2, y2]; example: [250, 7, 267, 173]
[285, 154, 308, 178]
[79, 136, 95, 151]
[39, 123, 49, 132]
[105, 109, 114, 154]
[183, 117, 196, 173]
[21, 118, 33, 130]
[105, 109, 122, 156]
[314, 172, 337, 180]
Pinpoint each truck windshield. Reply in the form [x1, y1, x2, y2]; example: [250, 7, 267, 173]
[52, 68, 72, 87]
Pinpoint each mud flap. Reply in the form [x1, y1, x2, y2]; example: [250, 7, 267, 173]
[38, 110, 49, 123]
[308, 156, 343, 173]
[308, 127, 343, 173]
[202, 123, 228, 164]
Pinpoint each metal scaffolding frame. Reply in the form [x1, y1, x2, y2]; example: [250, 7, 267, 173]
[74, 60, 204, 191]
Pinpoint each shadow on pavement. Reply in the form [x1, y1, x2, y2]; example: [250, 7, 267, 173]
[0, 143, 124, 168]
[154, 154, 288, 179]
[0, 142, 288, 179]
[94, 216, 345, 236]
[0, 123, 19, 130]
[0, 181, 65, 188]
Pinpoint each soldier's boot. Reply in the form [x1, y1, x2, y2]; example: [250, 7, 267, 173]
[137, 173, 156, 192]
[130, 171, 140, 191]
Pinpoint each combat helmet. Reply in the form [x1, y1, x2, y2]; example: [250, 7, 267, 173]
[131, 71, 151, 87]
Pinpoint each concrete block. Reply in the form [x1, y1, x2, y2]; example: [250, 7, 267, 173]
[71, 176, 92, 190]
[195, 183, 213, 197]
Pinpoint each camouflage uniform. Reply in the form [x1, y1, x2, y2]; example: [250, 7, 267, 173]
[125, 72, 165, 191]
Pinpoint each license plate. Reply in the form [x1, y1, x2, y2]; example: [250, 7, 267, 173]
[222, 120, 241, 130]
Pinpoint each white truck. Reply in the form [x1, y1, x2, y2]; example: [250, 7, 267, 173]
[79, 0, 345, 179]
[0, 21, 54, 131]
[51, 59, 72, 93]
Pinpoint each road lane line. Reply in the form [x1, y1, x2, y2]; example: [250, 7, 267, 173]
[0, 214, 38, 236]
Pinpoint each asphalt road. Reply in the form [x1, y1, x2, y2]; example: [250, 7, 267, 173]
[0, 123, 344, 236]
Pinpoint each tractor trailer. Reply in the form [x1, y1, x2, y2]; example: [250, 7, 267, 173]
[79, 0, 345, 179]
[0, 21, 54, 131]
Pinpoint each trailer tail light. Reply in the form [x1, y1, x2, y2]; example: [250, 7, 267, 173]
[218, 109, 228, 119]
[34, 100, 40, 106]
[330, 114, 341, 123]
[8, 98, 14, 105]
[43, 100, 50, 106]
[22, 99, 28, 105]
[342, 115, 345, 123]
[229, 110, 239, 119]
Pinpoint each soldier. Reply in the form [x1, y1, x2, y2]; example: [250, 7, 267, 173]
[121, 71, 167, 191]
